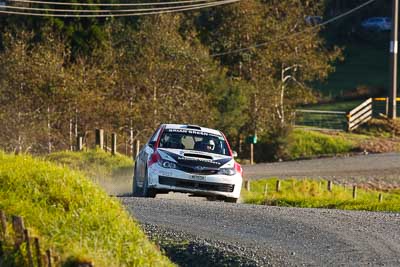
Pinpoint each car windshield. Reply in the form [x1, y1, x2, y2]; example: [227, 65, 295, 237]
[159, 128, 230, 156]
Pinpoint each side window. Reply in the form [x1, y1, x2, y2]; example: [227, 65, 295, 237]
[148, 126, 162, 144]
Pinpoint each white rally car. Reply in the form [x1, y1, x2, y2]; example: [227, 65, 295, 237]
[133, 124, 243, 202]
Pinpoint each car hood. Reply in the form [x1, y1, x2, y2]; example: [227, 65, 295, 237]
[157, 148, 233, 169]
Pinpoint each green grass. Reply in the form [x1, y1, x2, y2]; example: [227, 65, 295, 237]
[242, 178, 400, 212]
[0, 151, 173, 267]
[287, 129, 357, 159]
[315, 43, 390, 98]
[46, 149, 133, 181]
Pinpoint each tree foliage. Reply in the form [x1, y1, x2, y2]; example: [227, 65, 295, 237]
[0, 0, 342, 157]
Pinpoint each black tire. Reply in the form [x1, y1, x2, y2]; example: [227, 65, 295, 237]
[132, 164, 142, 197]
[225, 197, 238, 203]
[142, 167, 157, 198]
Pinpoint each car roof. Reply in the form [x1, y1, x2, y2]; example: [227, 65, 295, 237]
[366, 17, 390, 20]
[162, 124, 223, 136]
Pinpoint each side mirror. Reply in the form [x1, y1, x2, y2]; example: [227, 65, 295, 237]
[148, 141, 156, 148]
[232, 151, 238, 158]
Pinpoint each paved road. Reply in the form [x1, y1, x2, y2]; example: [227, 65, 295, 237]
[122, 197, 400, 266]
[243, 152, 400, 188]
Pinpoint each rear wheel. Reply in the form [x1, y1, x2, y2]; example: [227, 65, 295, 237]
[132, 164, 142, 197]
[225, 197, 238, 203]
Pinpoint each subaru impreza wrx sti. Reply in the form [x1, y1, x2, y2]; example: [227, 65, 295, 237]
[133, 124, 243, 202]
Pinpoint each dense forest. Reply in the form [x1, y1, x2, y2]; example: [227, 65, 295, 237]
[0, 0, 387, 159]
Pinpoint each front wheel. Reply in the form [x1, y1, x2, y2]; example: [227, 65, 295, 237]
[142, 167, 157, 198]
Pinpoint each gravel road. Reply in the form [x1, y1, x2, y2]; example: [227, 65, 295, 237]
[243, 152, 400, 188]
[118, 153, 400, 266]
[121, 197, 400, 266]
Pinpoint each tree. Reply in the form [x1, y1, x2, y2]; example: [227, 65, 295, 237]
[197, 0, 341, 137]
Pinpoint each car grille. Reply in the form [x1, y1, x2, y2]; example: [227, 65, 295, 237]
[178, 165, 218, 175]
[159, 176, 235, 193]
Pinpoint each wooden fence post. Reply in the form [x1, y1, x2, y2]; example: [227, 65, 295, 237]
[104, 133, 108, 152]
[379, 193, 383, 202]
[111, 133, 117, 156]
[327, 181, 333, 192]
[276, 180, 281, 192]
[264, 184, 268, 197]
[76, 136, 83, 151]
[352, 186, 357, 199]
[0, 210, 6, 238]
[0, 210, 5, 258]
[34, 237, 43, 267]
[46, 249, 52, 267]
[124, 137, 128, 156]
[245, 180, 251, 191]
[24, 229, 34, 267]
[12, 215, 25, 249]
[95, 129, 104, 150]
[250, 143, 254, 165]
[135, 140, 140, 157]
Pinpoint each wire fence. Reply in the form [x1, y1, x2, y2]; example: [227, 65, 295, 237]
[294, 109, 348, 131]
[295, 98, 400, 132]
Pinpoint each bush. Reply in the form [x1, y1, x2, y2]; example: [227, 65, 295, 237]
[254, 125, 291, 162]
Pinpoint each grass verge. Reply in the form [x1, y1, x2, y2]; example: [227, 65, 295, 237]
[287, 129, 358, 159]
[0, 151, 172, 266]
[241, 178, 400, 212]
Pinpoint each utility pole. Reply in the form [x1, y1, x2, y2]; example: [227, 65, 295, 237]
[389, 0, 399, 119]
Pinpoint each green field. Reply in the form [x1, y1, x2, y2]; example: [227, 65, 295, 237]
[315, 43, 390, 98]
[242, 178, 400, 212]
[0, 151, 172, 266]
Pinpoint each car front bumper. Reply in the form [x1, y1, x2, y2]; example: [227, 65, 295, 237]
[147, 164, 242, 198]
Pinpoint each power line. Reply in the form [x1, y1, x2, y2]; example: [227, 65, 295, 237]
[212, 0, 377, 57]
[1, 0, 229, 13]
[0, 0, 240, 16]
[6, 0, 216, 7]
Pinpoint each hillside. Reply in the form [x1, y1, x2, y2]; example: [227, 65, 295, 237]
[0, 151, 172, 266]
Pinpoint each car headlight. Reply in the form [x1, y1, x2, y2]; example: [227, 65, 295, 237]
[218, 168, 236, 176]
[160, 160, 177, 169]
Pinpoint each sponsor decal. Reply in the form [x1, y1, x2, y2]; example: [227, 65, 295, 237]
[165, 128, 221, 138]
[177, 156, 221, 166]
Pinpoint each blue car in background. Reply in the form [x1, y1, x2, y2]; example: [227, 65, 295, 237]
[361, 17, 391, 31]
